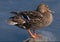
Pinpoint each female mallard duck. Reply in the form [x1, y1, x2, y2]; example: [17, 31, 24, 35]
[7, 4, 53, 39]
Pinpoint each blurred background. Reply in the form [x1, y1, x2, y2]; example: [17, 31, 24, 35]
[0, 0, 60, 42]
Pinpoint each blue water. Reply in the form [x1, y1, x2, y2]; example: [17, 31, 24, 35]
[0, 0, 60, 42]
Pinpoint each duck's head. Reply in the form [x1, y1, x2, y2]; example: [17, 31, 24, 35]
[36, 3, 52, 13]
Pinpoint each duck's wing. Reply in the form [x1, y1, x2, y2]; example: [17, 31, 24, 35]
[19, 11, 43, 20]
[19, 11, 44, 26]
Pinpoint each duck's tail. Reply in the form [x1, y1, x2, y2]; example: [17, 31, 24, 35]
[10, 11, 18, 15]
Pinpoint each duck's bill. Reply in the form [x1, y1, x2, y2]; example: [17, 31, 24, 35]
[7, 20, 18, 25]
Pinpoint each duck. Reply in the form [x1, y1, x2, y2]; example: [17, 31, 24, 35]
[7, 3, 53, 39]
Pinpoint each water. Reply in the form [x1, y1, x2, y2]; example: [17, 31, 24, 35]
[0, 0, 60, 42]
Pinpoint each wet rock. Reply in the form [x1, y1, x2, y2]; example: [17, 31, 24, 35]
[24, 35, 48, 42]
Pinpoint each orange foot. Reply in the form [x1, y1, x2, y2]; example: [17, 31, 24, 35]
[27, 29, 42, 39]
[31, 33, 42, 39]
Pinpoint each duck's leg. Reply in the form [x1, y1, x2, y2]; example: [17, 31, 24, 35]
[27, 29, 37, 39]
[27, 29, 42, 39]
[33, 29, 42, 39]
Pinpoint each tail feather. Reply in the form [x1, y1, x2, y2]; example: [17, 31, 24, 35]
[10, 11, 18, 15]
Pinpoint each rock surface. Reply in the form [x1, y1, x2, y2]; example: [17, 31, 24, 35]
[24, 35, 48, 42]
[24, 31, 56, 42]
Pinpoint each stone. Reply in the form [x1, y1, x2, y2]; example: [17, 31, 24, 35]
[24, 35, 48, 42]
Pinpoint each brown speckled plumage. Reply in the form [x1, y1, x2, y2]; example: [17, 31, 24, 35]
[19, 11, 53, 30]
[7, 3, 53, 39]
